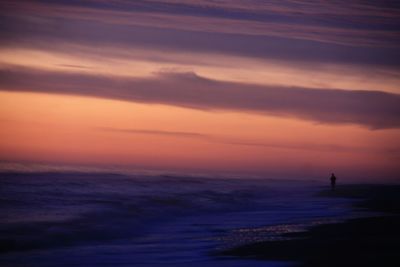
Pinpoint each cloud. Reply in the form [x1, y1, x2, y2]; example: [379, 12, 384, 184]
[221, 140, 369, 153]
[1, 66, 399, 129]
[55, 64, 93, 69]
[1, 1, 400, 67]
[3, 0, 400, 46]
[97, 127, 393, 154]
[98, 127, 210, 139]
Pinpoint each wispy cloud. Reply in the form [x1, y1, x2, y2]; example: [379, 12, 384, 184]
[2, 66, 398, 129]
[3, 0, 399, 47]
[97, 126, 394, 154]
[98, 127, 210, 139]
[221, 140, 370, 153]
[1, 0, 400, 67]
[55, 64, 93, 69]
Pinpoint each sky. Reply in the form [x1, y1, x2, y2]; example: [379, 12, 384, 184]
[0, 0, 399, 181]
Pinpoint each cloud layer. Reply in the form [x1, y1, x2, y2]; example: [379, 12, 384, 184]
[99, 126, 391, 154]
[1, 0, 400, 67]
[1, 66, 399, 129]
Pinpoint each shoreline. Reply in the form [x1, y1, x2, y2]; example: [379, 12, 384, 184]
[218, 184, 400, 267]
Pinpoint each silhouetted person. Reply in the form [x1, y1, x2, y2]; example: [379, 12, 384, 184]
[330, 173, 337, 191]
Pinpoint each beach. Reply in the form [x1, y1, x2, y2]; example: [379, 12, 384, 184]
[220, 184, 400, 267]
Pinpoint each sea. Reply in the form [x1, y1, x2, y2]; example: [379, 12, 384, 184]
[0, 171, 361, 267]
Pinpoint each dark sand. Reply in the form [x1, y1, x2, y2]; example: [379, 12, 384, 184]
[220, 184, 400, 267]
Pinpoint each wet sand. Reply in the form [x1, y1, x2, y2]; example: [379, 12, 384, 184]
[220, 184, 400, 267]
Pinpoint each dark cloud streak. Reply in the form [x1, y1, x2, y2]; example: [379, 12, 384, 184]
[98, 127, 209, 138]
[97, 126, 394, 154]
[1, 66, 399, 129]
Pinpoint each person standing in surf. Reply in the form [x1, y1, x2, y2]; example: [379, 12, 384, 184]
[330, 173, 337, 191]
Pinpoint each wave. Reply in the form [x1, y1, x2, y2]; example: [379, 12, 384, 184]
[1, 171, 288, 253]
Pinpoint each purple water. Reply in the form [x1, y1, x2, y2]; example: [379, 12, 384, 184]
[0, 172, 358, 266]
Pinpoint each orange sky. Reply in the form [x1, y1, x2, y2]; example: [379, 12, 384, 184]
[1, 91, 399, 180]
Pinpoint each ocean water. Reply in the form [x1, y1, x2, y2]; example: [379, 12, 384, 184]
[0, 172, 357, 267]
